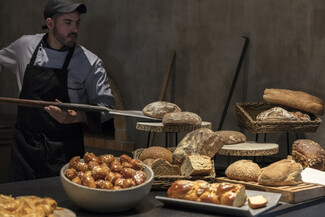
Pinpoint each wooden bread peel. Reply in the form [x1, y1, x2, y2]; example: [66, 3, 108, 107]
[0, 97, 161, 120]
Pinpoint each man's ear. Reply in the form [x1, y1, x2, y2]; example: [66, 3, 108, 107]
[45, 18, 54, 29]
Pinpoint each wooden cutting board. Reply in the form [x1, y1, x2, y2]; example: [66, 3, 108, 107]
[216, 177, 325, 204]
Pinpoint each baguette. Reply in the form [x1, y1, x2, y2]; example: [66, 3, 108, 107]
[263, 88, 324, 115]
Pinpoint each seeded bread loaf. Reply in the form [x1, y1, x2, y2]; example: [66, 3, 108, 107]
[292, 139, 325, 171]
[225, 160, 260, 181]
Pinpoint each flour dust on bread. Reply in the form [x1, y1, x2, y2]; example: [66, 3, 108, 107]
[172, 128, 224, 165]
[138, 146, 173, 164]
[256, 106, 311, 121]
[215, 130, 247, 145]
[263, 88, 324, 115]
[142, 101, 181, 118]
[162, 111, 202, 126]
[143, 158, 181, 176]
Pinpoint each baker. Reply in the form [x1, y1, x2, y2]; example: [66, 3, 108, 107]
[0, 0, 115, 181]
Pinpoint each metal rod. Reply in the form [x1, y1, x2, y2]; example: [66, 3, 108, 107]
[218, 36, 249, 130]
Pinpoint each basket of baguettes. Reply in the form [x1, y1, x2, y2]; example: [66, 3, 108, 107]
[236, 88, 323, 133]
[135, 101, 248, 190]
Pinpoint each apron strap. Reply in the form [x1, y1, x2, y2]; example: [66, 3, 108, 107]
[62, 46, 75, 70]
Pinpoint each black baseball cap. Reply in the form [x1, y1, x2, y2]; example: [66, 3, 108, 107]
[42, 0, 87, 29]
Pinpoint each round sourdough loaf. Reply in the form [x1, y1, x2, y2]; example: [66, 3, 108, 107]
[172, 128, 224, 165]
[225, 160, 260, 181]
[142, 101, 181, 118]
[138, 146, 173, 164]
[215, 130, 247, 145]
[162, 111, 202, 126]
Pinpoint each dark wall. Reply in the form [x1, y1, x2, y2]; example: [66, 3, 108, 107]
[1, 0, 325, 158]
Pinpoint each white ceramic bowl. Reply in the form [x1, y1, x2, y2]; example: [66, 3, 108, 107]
[60, 163, 154, 213]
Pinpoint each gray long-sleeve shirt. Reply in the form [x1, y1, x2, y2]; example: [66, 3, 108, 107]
[0, 33, 115, 125]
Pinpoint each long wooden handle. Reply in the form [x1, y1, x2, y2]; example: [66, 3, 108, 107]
[0, 97, 111, 112]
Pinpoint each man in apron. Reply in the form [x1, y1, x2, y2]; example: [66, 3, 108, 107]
[0, 0, 115, 181]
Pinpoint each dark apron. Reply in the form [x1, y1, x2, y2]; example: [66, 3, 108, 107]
[9, 39, 85, 181]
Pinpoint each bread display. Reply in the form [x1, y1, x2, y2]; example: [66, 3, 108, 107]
[248, 195, 268, 209]
[143, 158, 181, 176]
[292, 139, 325, 171]
[256, 106, 311, 121]
[143, 101, 181, 118]
[172, 128, 224, 165]
[138, 146, 173, 164]
[258, 159, 303, 186]
[263, 88, 324, 115]
[66, 152, 147, 190]
[162, 111, 202, 126]
[0, 194, 57, 217]
[180, 155, 212, 176]
[215, 130, 247, 145]
[167, 180, 247, 207]
[225, 160, 261, 181]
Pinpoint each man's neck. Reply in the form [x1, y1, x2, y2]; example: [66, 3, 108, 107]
[45, 33, 70, 51]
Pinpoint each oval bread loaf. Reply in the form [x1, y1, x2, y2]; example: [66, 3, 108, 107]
[139, 146, 173, 164]
[215, 130, 247, 145]
[143, 101, 181, 118]
[162, 111, 202, 126]
[225, 160, 260, 181]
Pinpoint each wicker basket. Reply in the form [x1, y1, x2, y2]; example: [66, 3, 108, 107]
[235, 102, 322, 133]
[132, 147, 216, 190]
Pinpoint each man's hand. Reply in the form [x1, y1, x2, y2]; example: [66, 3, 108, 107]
[44, 99, 87, 124]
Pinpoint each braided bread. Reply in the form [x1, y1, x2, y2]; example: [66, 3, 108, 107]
[167, 180, 247, 207]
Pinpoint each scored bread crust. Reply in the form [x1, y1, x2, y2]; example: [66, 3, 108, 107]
[162, 111, 202, 126]
[225, 160, 260, 181]
[258, 159, 303, 186]
[139, 146, 173, 164]
[263, 88, 324, 115]
[215, 130, 247, 145]
[142, 101, 181, 118]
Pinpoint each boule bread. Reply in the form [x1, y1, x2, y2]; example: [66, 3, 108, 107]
[256, 107, 297, 121]
[292, 139, 325, 171]
[181, 155, 212, 176]
[215, 131, 247, 145]
[139, 146, 173, 164]
[263, 88, 324, 115]
[143, 158, 181, 176]
[258, 159, 303, 186]
[225, 160, 260, 181]
[143, 101, 181, 118]
[162, 111, 202, 126]
[172, 128, 224, 165]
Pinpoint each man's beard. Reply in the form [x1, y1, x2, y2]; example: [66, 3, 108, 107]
[53, 26, 77, 48]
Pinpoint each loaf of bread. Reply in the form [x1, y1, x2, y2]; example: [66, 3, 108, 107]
[292, 139, 325, 171]
[143, 158, 181, 176]
[256, 107, 311, 121]
[263, 88, 324, 115]
[225, 160, 261, 181]
[162, 111, 202, 126]
[215, 130, 247, 145]
[167, 180, 247, 207]
[143, 101, 181, 118]
[248, 195, 268, 209]
[180, 155, 212, 176]
[172, 128, 224, 165]
[139, 146, 173, 164]
[258, 159, 303, 186]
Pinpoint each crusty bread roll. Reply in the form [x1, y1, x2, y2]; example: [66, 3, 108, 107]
[225, 160, 261, 181]
[162, 111, 202, 126]
[167, 180, 247, 207]
[143, 158, 181, 176]
[143, 101, 181, 118]
[263, 88, 324, 115]
[215, 130, 247, 145]
[180, 155, 212, 176]
[139, 146, 173, 164]
[248, 195, 268, 209]
[258, 159, 303, 186]
[172, 128, 224, 165]
[292, 139, 325, 171]
[256, 107, 297, 121]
